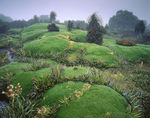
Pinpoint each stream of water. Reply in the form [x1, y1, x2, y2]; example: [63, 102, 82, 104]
[0, 48, 15, 63]
[0, 49, 15, 115]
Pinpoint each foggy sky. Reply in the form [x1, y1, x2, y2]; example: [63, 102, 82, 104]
[0, 0, 150, 25]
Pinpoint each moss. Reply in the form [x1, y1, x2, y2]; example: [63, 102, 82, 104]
[62, 66, 91, 79]
[11, 68, 51, 97]
[41, 81, 84, 106]
[11, 72, 34, 97]
[103, 38, 150, 62]
[0, 62, 28, 76]
[57, 84, 130, 118]
[23, 36, 69, 54]
[41, 82, 130, 118]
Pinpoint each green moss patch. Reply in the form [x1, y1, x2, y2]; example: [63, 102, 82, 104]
[103, 39, 150, 62]
[24, 36, 69, 54]
[41, 82, 130, 118]
[0, 62, 28, 76]
[62, 66, 91, 79]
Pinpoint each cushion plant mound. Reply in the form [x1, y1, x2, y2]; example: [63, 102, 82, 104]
[41, 82, 131, 118]
[62, 66, 92, 79]
[11, 72, 34, 97]
[104, 38, 150, 62]
[11, 68, 51, 97]
[0, 62, 28, 76]
[41, 81, 84, 106]
[23, 36, 69, 54]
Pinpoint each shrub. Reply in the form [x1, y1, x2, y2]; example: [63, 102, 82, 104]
[67, 20, 73, 31]
[116, 39, 136, 46]
[47, 23, 59, 32]
[86, 13, 103, 45]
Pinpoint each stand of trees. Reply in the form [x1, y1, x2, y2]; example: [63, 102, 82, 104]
[146, 24, 150, 32]
[135, 20, 145, 38]
[0, 11, 57, 33]
[50, 11, 56, 23]
[135, 21, 150, 44]
[39, 15, 49, 23]
[108, 10, 139, 33]
[64, 20, 88, 30]
[67, 20, 73, 31]
[0, 14, 13, 22]
[0, 20, 9, 33]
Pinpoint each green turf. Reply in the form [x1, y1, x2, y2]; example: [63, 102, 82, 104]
[2, 23, 150, 63]
[41, 82, 131, 118]
[0, 36, 9, 48]
[22, 23, 68, 43]
[70, 29, 87, 41]
[0, 62, 28, 76]
[23, 23, 118, 66]
[11, 71, 34, 96]
[0, 34, 21, 48]
[103, 39, 150, 62]
[0, 62, 94, 97]
[41, 81, 84, 106]
[62, 66, 92, 79]
[23, 36, 69, 54]
[70, 42, 118, 66]
[10, 67, 51, 97]
[8, 28, 21, 34]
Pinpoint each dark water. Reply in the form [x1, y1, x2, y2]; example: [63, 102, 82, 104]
[0, 49, 13, 115]
[0, 93, 9, 115]
[0, 101, 9, 115]
[7, 50, 15, 62]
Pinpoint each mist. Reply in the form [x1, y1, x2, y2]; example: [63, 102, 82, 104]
[0, 0, 150, 25]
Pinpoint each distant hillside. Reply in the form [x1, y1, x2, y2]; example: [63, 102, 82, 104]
[0, 13, 13, 22]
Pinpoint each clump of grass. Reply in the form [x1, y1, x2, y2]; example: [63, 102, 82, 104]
[32, 65, 64, 93]
[23, 59, 52, 72]
[0, 50, 9, 66]
[1, 83, 38, 118]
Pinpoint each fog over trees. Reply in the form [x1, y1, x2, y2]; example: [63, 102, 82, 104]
[108, 10, 139, 33]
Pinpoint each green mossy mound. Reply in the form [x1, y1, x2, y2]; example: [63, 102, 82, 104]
[22, 23, 118, 67]
[104, 39, 150, 62]
[41, 82, 131, 118]
[11, 72, 34, 96]
[24, 36, 69, 54]
[62, 66, 92, 79]
[0, 62, 94, 97]
[0, 62, 28, 76]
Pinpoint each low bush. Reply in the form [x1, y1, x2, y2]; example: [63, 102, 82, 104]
[47, 23, 59, 32]
[116, 39, 136, 46]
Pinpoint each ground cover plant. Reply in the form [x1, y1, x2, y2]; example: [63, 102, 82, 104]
[0, 22, 150, 118]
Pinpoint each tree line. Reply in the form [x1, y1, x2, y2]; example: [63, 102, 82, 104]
[0, 10, 150, 44]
